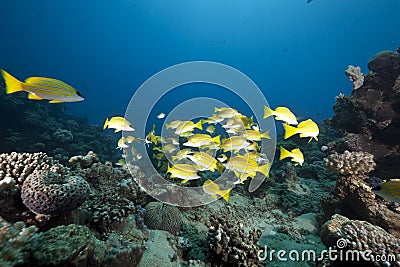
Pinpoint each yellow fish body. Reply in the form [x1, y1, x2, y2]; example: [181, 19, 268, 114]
[175, 120, 203, 136]
[373, 179, 400, 203]
[264, 106, 298, 125]
[104, 117, 135, 132]
[167, 164, 200, 181]
[202, 179, 232, 202]
[186, 152, 218, 172]
[2, 70, 84, 103]
[243, 129, 271, 141]
[279, 146, 304, 166]
[283, 119, 319, 142]
[224, 155, 270, 179]
[220, 136, 251, 153]
[183, 134, 220, 148]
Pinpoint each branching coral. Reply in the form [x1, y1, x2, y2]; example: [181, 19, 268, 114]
[324, 150, 375, 176]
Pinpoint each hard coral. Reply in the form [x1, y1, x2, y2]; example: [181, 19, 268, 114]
[206, 214, 262, 267]
[144, 202, 183, 235]
[324, 150, 375, 176]
[0, 152, 66, 189]
[21, 170, 90, 216]
[0, 216, 38, 266]
[321, 214, 400, 266]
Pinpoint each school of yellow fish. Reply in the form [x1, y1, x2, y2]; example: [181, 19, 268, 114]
[103, 106, 319, 203]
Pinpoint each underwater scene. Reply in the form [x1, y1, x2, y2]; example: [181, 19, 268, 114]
[1, 1, 400, 266]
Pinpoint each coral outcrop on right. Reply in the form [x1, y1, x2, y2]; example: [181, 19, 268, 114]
[330, 49, 400, 178]
[321, 214, 400, 266]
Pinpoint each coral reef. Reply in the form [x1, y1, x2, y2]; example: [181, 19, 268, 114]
[0, 85, 118, 163]
[80, 161, 145, 233]
[345, 65, 364, 90]
[144, 202, 183, 235]
[0, 216, 38, 266]
[21, 170, 90, 216]
[206, 214, 262, 267]
[30, 224, 144, 266]
[321, 214, 400, 266]
[323, 150, 400, 237]
[330, 49, 400, 178]
[324, 150, 376, 176]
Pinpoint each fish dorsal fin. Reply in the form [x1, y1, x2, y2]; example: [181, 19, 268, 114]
[49, 99, 65, 103]
[28, 93, 43, 100]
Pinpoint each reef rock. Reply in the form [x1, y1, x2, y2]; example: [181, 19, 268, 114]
[321, 214, 400, 267]
[330, 49, 400, 178]
[324, 150, 400, 237]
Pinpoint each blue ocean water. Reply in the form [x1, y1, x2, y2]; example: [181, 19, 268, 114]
[1, 0, 399, 126]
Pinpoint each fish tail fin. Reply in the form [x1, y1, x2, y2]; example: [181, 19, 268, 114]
[2, 70, 23, 94]
[167, 164, 173, 174]
[257, 163, 270, 178]
[214, 107, 220, 112]
[283, 123, 297, 139]
[279, 146, 290, 160]
[171, 155, 177, 162]
[103, 118, 109, 129]
[263, 105, 274, 119]
[262, 130, 271, 139]
[220, 188, 232, 202]
[212, 135, 220, 144]
[166, 123, 171, 129]
[195, 120, 203, 130]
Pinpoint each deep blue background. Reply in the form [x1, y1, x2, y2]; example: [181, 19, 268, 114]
[1, 0, 399, 125]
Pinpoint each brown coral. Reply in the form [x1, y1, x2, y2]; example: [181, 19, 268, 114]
[143, 202, 182, 235]
[21, 170, 90, 216]
[321, 214, 400, 266]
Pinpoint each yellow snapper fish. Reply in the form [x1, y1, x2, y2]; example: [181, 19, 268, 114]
[167, 164, 200, 183]
[202, 179, 232, 202]
[214, 107, 241, 119]
[283, 119, 319, 142]
[157, 112, 166, 119]
[117, 137, 129, 149]
[220, 136, 251, 153]
[186, 152, 218, 172]
[115, 158, 127, 166]
[223, 155, 270, 183]
[205, 125, 215, 134]
[2, 69, 84, 103]
[183, 134, 220, 148]
[243, 151, 269, 164]
[165, 120, 185, 129]
[172, 148, 193, 162]
[242, 129, 271, 141]
[153, 143, 178, 154]
[222, 116, 246, 131]
[145, 125, 162, 145]
[372, 179, 400, 203]
[104, 117, 135, 132]
[279, 146, 304, 166]
[264, 106, 298, 125]
[175, 120, 203, 136]
[203, 114, 225, 124]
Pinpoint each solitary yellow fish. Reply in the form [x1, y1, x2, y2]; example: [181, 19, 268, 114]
[104, 117, 135, 132]
[202, 179, 232, 202]
[1, 70, 84, 103]
[279, 146, 304, 166]
[264, 106, 298, 125]
[283, 119, 319, 142]
[373, 179, 400, 203]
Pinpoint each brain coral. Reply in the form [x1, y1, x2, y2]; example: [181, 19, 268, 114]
[21, 170, 90, 216]
[144, 202, 182, 234]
